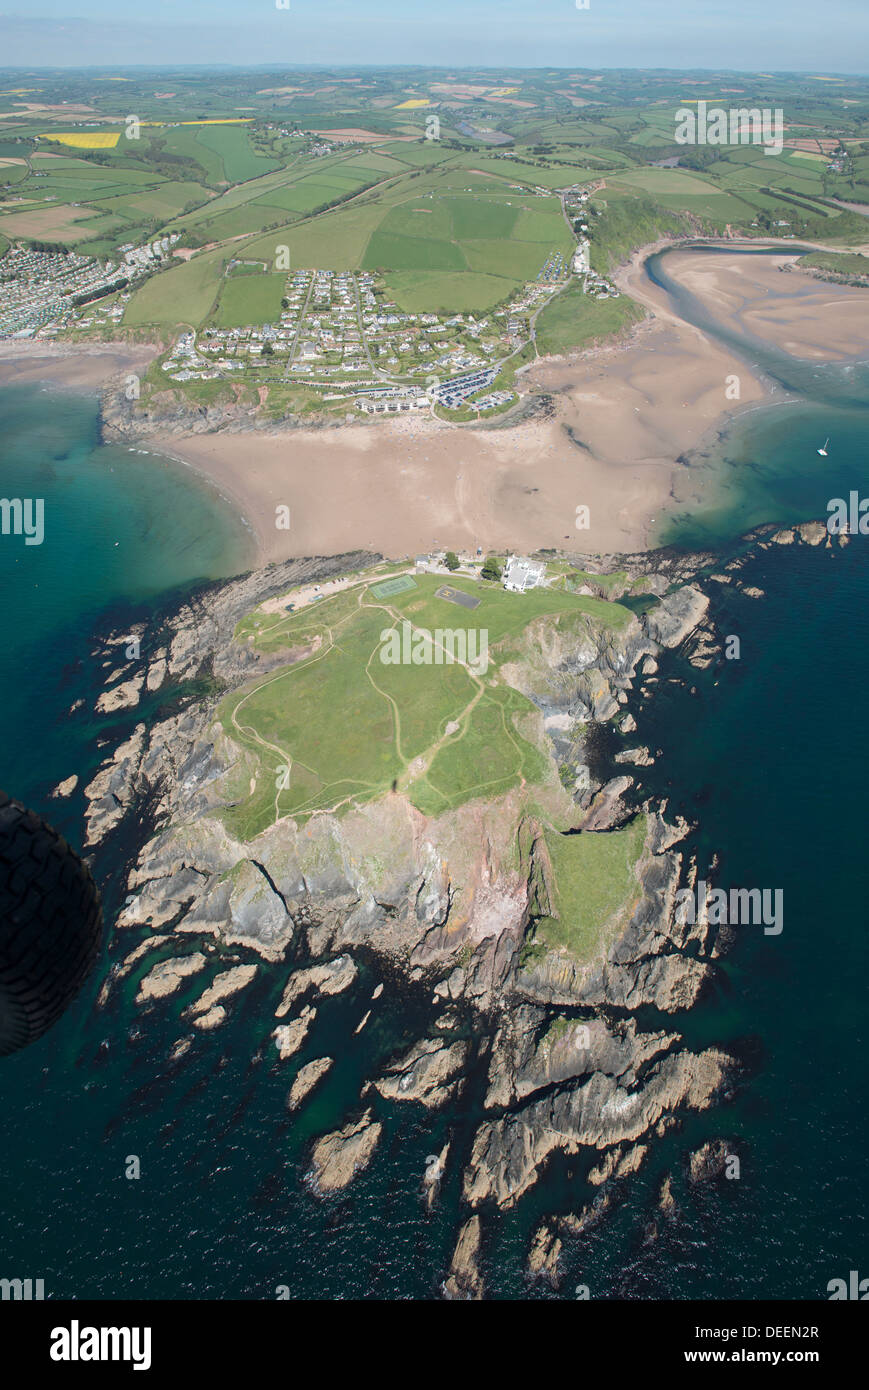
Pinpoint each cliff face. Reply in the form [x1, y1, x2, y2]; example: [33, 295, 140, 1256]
[101, 380, 333, 440]
[80, 542, 750, 1290]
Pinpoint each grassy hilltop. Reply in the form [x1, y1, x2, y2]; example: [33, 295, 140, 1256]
[204, 563, 649, 966]
[220, 569, 630, 834]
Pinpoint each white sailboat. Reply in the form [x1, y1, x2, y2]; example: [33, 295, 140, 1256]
[817, 438, 830, 456]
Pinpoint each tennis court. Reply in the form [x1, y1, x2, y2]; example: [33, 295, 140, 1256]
[370, 575, 418, 599]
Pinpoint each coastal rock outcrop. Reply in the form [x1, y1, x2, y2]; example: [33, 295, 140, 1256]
[527, 1223, 562, 1287]
[288, 1057, 333, 1110]
[276, 955, 357, 1015]
[463, 1046, 730, 1209]
[442, 1216, 484, 1300]
[308, 1110, 382, 1194]
[372, 1037, 469, 1109]
[136, 952, 207, 1005]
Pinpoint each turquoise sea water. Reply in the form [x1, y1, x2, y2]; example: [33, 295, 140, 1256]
[0, 384, 253, 811]
[0, 250, 867, 1299]
[647, 245, 869, 550]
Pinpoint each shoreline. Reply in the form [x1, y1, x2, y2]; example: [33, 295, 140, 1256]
[0, 339, 159, 392]
[2, 236, 868, 568]
[142, 239, 869, 564]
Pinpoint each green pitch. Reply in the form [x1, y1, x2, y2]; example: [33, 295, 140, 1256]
[370, 574, 418, 599]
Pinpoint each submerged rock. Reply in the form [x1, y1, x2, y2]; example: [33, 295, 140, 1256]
[95, 672, 144, 715]
[276, 955, 357, 1016]
[273, 1005, 316, 1060]
[50, 774, 79, 799]
[193, 1005, 226, 1031]
[422, 1142, 450, 1210]
[527, 1223, 562, 1288]
[688, 1137, 734, 1184]
[185, 964, 257, 1019]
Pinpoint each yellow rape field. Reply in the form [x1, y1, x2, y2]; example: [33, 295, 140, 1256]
[395, 99, 430, 109]
[40, 131, 120, 149]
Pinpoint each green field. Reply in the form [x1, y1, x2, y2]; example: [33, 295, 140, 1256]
[357, 190, 573, 301]
[123, 244, 228, 327]
[102, 180, 210, 221]
[364, 229, 466, 271]
[225, 178, 574, 312]
[220, 571, 631, 837]
[211, 269, 286, 326]
[533, 815, 648, 960]
[4, 66, 867, 347]
[193, 125, 280, 183]
[800, 249, 869, 276]
[535, 280, 644, 355]
[609, 166, 752, 223]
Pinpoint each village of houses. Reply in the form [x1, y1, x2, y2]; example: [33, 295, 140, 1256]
[159, 187, 618, 417]
[0, 181, 619, 418]
[0, 235, 181, 340]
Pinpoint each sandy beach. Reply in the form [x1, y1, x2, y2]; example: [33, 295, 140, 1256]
[152, 407, 682, 564]
[153, 244, 826, 564]
[620, 242, 869, 360]
[0, 340, 157, 391]
[4, 244, 868, 566]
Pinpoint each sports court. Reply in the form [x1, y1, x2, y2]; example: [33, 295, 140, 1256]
[370, 574, 418, 599]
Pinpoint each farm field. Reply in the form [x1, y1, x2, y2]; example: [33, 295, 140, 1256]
[191, 124, 279, 182]
[608, 166, 754, 222]
[0, 204, 122, 242]
[2, 65, 866, 344]
[232, 180, 574, 311]
[211, 268, 286, 327]
[123, 243, 229, 327]
[382, 268, 513, 312]
[101, 180, 210, 221]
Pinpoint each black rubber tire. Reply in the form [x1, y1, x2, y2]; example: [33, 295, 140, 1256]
[0, 790, 102, 1057]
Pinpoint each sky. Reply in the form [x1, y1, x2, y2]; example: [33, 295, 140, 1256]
[0, 0, 867, 72]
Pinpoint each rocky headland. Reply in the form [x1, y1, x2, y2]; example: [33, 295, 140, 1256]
[74, 520, 833, 1296]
